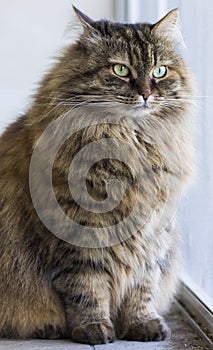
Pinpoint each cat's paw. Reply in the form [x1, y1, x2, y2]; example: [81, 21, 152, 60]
[121, 316, 171, 342]
[72, 321, 115, 345]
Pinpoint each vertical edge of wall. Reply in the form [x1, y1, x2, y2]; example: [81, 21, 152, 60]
[114, 0, 128, 22]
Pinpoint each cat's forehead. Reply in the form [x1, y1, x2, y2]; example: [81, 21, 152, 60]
[81, 20, 177, 70]
[97, 22, 152, 46]
[105, 23, 154, 69]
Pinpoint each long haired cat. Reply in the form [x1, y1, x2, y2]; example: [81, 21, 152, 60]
[0, 6, 195, 345]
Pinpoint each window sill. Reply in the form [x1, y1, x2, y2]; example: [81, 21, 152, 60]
[0, 304, 211, 350]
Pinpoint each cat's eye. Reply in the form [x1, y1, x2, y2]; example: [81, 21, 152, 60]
[113, 64, 130, 78]
[152, 66, 167, 79]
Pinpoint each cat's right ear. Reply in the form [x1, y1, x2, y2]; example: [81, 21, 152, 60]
[71, 5, 101, 43]
[72, 6, 98, 33]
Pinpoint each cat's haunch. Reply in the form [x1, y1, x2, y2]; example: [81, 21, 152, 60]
[0, 7, 195, 345]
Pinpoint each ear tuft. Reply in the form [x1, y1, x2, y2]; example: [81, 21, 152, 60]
[151, 9, 185, 47]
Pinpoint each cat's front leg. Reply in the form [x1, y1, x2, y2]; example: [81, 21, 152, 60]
[118, 281, 171, 342]
[53, 267, 115, 345]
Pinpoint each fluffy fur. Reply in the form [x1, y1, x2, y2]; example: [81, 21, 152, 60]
[0, 7, 195, 344]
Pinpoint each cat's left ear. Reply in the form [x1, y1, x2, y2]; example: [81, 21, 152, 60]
[151, 9, 185, 47]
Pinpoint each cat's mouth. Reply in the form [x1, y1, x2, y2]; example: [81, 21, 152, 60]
[120, 102, 153, 118]
[118, 95, 156, 117]
[131, 95, 153, 110]
[133, 102, 151, 109]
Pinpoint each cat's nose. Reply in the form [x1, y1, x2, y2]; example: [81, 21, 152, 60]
[141, 89, 151, 102]
[133, 78, 152, 102]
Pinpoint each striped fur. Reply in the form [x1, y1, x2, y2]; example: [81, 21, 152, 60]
[0, 8, 195, 344]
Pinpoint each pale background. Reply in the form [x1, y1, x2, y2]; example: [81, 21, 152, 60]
[0, 0, 114, 130]
[0, 0, 212, 307]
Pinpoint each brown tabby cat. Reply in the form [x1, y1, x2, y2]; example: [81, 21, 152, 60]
[0, 6, 195, 345]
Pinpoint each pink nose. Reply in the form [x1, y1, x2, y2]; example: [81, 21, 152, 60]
[142, 89, 151, 101]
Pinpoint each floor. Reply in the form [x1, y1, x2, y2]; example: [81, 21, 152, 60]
[0, 306, 210, 350]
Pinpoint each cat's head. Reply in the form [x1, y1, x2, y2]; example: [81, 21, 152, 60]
[56, 7, 194, 119]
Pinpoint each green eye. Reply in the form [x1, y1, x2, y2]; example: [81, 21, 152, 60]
[113, 64, 130, 77]
[153, 66, 167, 79]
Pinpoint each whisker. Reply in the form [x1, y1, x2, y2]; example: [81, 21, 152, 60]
[33, 92, 213, 118]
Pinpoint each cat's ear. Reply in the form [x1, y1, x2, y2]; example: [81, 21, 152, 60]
[72, 5, 98, 33]
[151, 9, 185, 47]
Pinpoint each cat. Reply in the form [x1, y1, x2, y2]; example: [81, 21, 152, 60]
[0, 6, 195, 345]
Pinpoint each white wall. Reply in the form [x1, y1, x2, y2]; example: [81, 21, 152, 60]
[0, 0, 114, 131]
